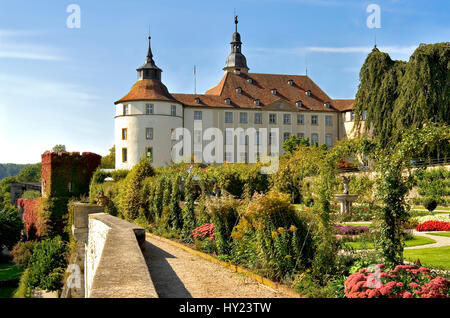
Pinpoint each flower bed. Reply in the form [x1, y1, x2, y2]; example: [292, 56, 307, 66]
[334, 224, 370, 235]
[416, 221, 450, 232]
[414, 214, 450, 224]
[344, 264, 450, 298]
[192, 223, 215, 241]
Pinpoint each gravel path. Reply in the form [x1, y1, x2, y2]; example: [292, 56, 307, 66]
[143, 235, 293, 298]
[405, 231, 450, 250]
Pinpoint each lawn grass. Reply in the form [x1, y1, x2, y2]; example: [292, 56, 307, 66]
[404, 246, 450, 270]
[0, 263, 22, 281]
[345, 235, 436, 250]
[425, 232, 450, 238]
[412, 205, 450, 212]
[343, 222, 373, 227]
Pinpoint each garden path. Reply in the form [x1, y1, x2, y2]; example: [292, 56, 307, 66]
[405, 231, 450, 250]
[143, 235, 293, 298]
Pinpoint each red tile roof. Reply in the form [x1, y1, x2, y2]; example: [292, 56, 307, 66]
[333, 99, 355, 111]
[115, 79, 176, 104]
[116, 72, 354, 111]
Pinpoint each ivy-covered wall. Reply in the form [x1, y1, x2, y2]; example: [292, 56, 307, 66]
[42, 152, 101, 198]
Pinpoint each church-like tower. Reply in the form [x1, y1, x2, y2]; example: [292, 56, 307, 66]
[223, 16, 249, 74]
[114, 34, 183, 169]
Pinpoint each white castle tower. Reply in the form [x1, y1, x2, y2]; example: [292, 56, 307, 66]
[114, 35, 183, 169]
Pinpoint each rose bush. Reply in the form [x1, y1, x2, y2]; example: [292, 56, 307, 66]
[344, 264, 450, 298]
[416, 220, 450, 232]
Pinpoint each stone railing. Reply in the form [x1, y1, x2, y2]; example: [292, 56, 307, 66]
[63, 203, 156, 298]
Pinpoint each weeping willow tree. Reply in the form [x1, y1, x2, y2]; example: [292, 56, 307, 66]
[354, 42, 450, 154]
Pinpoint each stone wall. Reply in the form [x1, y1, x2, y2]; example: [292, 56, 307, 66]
[63, 202, 156, 298]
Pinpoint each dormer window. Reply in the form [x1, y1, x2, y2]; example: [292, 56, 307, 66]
[288, 80, 294, 86]
[254, 99, 260, 106]
[296, 101, 302, 107]
[306, 90, 311, 97]
[225, 98, 231, 105]
[324, 102, 330, 108]
[236, 87, 242, 94]
[247, 78, 253, 84]
[195, 97, 200, 104]
[271, 89, 277, 95]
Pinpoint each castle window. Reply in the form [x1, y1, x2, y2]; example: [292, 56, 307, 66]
[297, 133, 305, 139]
[123, 104, 129, 116]
[194, 111, 202, 120]
[255, 131, 261, 145]
[225, 112, 233, 123]
[326, 115, 332, 126]
[122, 148, 127, 163]
[311, 115, 318, 125]
[171, 105, 176, 116]
[325, 134, 332, 148]
[225, 152, 233, 163]
[271, 89, 277, 95]
[311, 133, 319, 145]
[240, 112, 248, 123]
[145, 147, 153, 162]
[122, 128, 127, 140]
[297, 114, 304, 125]
[225, 130, 233, 145]
[269, 113, 277, 124]
[236, 87, 242, 94]
[324, 102, 330, 108]
[306, 90, 311, 97]
[363, 110, 367, 120]
[283, 132, 290, 142]
[146, 104, 153, 115]
[288, 80, 294, 86]
[225, 98, 231, 105]
[254, 99, 260, 106]
[146, 128, 153, 140]
[351, 111, 355, 121]
[296, 101, 302, 107]
[254, 113, 262, 124]
[68, 182, 72, 193]
[195, 97, 200, 104]
[283, 114, 291, 125]
[247, 78, 253, 84]
[239, 132, 248, 145]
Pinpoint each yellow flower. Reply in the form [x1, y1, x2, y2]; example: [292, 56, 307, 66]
[271, 231, 278, 238]
[285, 255, 292, 259]
[289, 225, 298, 232]
[277, 227, 286, 234]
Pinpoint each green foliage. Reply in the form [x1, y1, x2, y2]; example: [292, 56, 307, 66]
[117, 158, 154, 221]
[414, 167, 450, 205]
[13, 268, 31, 298]
[45, 144, 66, 154]
[204, 192, 241, 255]
[100, 146, 115, 169]
[21, 190, 41, 200]
[27, 236, 68, 292]
[168, 174, 183, 231]
[11, 241, 37, 269]
[282, 135, 310, 154]
[354, 43, 450, 153]
[181, 173, 196, 242]
[235, 191, 314, 280]
[366, 124, 450, 267]
[0, 206, 23, 249]
[423, 198, 438, 213]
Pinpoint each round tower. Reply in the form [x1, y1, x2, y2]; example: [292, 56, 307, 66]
[223, 15, 249, 74]
[114, 35, 183, 169]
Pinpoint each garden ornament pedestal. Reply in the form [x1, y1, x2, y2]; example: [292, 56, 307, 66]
[334, 176, 358, 214]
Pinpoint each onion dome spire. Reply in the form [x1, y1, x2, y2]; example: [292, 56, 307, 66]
[223, 15, 249, 74]
[137, 33, 162, 81]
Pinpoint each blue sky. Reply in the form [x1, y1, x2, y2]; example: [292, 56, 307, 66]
[0, 0, 449, 163]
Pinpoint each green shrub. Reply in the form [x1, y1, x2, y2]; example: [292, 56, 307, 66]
[235, 191, 314, 281]
[11, 241, 37, 269]
[13, 268, 31, 298]
[27, 236, 68, 292]
[423, 197, 438, 212]
[111, 169, 129, 181]
[21, 190, 41, 200]
[0, 206, 23, 249]
[204, 192, 241, 255]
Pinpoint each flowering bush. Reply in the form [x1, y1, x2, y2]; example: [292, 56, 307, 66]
[416, 220, 450, 232]
[192, 223, 215, 241]
[334, 225, 370, 235]
[344, 264, 450, 298]
[414, 214, 450, 224]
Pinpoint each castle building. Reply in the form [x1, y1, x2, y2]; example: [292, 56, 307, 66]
[115, 18, 356, 169]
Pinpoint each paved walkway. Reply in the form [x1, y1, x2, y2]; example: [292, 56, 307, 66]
[143, 235, 293, 298]
[405, 231, 450, 250]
